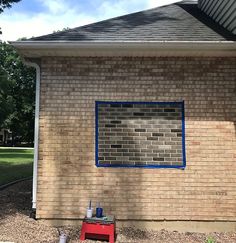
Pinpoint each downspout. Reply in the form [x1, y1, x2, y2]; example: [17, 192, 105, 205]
[24, 60, 40, 213]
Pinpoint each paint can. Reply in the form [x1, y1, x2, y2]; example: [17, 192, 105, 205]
[86, 207, 93, 218]
[96, 207, 103, 218]
[59, 233, 67, 243]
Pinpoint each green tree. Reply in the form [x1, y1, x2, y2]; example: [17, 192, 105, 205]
[0, 65, 13, 126]
[0, 0, 20, 13]
[0, 42, 35, 145]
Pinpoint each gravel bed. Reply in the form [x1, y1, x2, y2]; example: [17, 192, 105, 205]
[0, 180, 236, 243]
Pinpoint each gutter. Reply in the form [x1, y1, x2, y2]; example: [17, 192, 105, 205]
[11, 41, 236, 58]
[23, 60, 40, 211]
[11, 40, 236, 47]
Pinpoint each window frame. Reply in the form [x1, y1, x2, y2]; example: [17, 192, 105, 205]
[95, 101, 186, 169]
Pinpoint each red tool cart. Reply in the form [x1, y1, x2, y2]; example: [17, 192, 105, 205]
[80, 215, 115, 243]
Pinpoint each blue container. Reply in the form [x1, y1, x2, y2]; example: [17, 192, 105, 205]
[96, 207, 103, 218]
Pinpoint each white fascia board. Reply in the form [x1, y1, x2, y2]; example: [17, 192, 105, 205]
[10, 41, 236, 57]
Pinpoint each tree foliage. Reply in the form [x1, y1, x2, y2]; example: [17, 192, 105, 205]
[0, 42, 36, 145]
[0, 0, 20, 13]
[0, 65, 13, 126]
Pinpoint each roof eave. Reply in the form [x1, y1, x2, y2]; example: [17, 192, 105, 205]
[10, 41, 236, 58]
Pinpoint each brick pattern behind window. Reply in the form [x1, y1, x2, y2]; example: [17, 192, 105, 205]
[97, 102, 184, 167]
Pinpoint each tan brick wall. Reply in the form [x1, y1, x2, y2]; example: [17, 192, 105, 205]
[37, 56, 236, 221]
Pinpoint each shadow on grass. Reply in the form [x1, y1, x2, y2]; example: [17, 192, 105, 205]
[0, 153, 34, 160]
[0, 149, 33, 154]
[0, 162, 33, 186]
[0, 148, 34, 221]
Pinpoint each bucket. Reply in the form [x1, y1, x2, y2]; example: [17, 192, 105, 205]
[59, 233, 67, 243]
[96, 207, 103, 218]
[86, 207, 93, 218]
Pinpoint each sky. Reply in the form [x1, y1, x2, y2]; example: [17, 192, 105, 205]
[0, 0, 181, 41]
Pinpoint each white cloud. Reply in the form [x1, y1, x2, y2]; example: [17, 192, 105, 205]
[0, 0, 181, 41]
[147, 0, 180, 8]
[95, 0, 181, 20]
[38, 0, 68, 14]
[0, 10, 96, 41]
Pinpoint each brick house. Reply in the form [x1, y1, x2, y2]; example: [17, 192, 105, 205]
[0, 129, 12, 145]
[12, 0, 236, 232]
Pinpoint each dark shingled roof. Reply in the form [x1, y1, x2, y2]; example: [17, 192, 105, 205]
[30, 1, 236, 42]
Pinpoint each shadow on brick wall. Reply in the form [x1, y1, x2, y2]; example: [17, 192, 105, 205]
[33, 56, 236, 223]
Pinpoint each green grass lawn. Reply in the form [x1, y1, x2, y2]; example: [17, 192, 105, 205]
[0, 147, 34, 185]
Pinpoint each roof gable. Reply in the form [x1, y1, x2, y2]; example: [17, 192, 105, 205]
[29, 1, 235, 42]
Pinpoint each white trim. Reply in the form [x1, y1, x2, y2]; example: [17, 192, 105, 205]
[10, 40, 236, 44]
[11, 41, 236, 57]
[23, 61, 40, 210]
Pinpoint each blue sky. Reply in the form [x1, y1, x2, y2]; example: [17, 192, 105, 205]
[0, 0, 181, 41]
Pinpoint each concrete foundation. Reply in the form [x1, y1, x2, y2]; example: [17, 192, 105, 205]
[39, 219, 236, 233]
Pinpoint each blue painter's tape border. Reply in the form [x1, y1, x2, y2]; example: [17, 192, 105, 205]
[95, 101, 99, 167]
[95, 100, 186, 169]
[181, 101, 186, 168]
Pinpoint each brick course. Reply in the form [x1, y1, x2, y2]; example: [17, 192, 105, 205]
[38, 56, 236, 221]
[97, 102, 184, 167]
